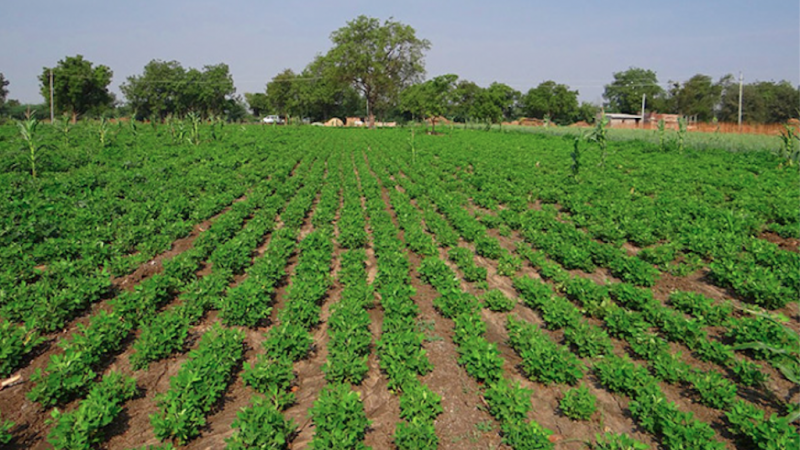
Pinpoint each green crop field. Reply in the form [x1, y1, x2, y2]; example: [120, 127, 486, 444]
[0, 121, 797, 450]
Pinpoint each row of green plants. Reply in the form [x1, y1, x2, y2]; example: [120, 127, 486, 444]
[0, 125, 304, 339]
[358, 155, 443, 448]
[150, 324, 244, 444]
[395, 139, 784, 449]
[416, 256, 555, 449]
[130, 161, 312, 369]
[14, 164, 315, 447]
[514, 248, 796, 448]
[0, 154, 300, 379]
[416, 128, 798, 308]
[46, 371, 137, 449]
[323, 170, 371, 385]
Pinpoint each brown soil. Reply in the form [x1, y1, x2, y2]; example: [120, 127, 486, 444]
[759, 231, 799, 253]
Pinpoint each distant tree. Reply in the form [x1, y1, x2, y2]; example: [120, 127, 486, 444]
[39, 55, 114, 121]
[473, 82, 520, 128]
[667, 74, 722, 122]
[323, 15, 431, 128]
[452, 80, 482, 122]
[298, 56, 363, 121]
[265, 69, 301, 120]
[122, 60, 186, 119]
[122, 60, 236, 120]
[0, 73, 9, 110]
[603, 67, 664, 114]
[400, 74, 458, 130]
[576, 102, 600, 124]
[193, 63, 236, 116]
[244, 92, 269, 117]
[717, 77, 799, 124]
[520, 81, 580, 125]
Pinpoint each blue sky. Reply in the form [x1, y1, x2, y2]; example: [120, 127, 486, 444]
[1, 0, 798, 104]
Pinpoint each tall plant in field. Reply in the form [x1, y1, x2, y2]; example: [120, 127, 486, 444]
[187, 112, 202, 145]
[97, 117, 114, 147]
[657, 119, 666, 152]
[571, 132, 583, 180]
[588, 114, 609, 166]
[17, 116, 45, 178]
[778, 124, 799, 165]
[677, 116, 687, 153]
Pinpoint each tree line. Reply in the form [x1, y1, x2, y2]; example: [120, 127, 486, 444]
[1, 15, 797, 125]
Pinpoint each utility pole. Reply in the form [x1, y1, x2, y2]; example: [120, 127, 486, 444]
[640, 93, 646, 128]
[49, 69, 54, 123]
[737, 72, 743, 132]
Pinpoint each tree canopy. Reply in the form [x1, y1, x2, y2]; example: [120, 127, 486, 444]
[603, 67, 664, 114]
[520, 81, 580, 125]
[0, 73, 9, 112]
[121, 60, 236, 120]
[322, 15, 430, 127]
[39, 55, 114, 120]
[666, 74, 722, 122]
[399, 74, 458, 130]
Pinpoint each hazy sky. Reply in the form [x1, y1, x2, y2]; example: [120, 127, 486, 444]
[2, 0, 798, 105]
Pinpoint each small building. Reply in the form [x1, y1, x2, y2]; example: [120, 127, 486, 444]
[600, 113, 643, 127]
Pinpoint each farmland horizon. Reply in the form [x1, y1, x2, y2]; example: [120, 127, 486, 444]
[1, 0, 798, 106]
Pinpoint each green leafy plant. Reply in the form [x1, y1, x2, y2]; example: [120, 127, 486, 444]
[593, 432, 648, 450]
[226, 396, 297, 450]
[481, 289, 515, 312]
[1, 416, 14, 445]
[588, 113, 609, 166]
[17, 115, 46, 178]
[308, 383, 370, 450]
[47, 371, 137, 450]
[560, 384, 596, 421]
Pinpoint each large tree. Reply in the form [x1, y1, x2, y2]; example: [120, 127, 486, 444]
[39, 55, 114, 120]
[323, 15, 430, 128]
[520, 81, 580, 125]
[603, 67, 664, 114]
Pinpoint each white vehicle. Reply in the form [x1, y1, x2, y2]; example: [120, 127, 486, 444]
[262, 115, 284, 124]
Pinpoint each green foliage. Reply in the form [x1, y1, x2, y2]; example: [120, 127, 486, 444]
[47, 372, 137, 450]
[39, 55, 114, 118]
[484, 378, 532, 425]
[520, 81, 580, 125]
[122, 60, 236, 120]
[593, 432, 648, 450]
[0, 321, 43, 377]
[727, 399, 800, 450]
[151, 324, 244, 444]
[226, 396, 297, 450]
[324, 15, 430, 126]
[16, 115, 46, 178]
[507, 316, 584, 385]
[603, 67, 664, 114]
[308, 383, 371, 450]
[242, 356, 296, 410]
[559, 384, 596, 421]
[1, 416, 14, 445]
[481, 289, 515, 312]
